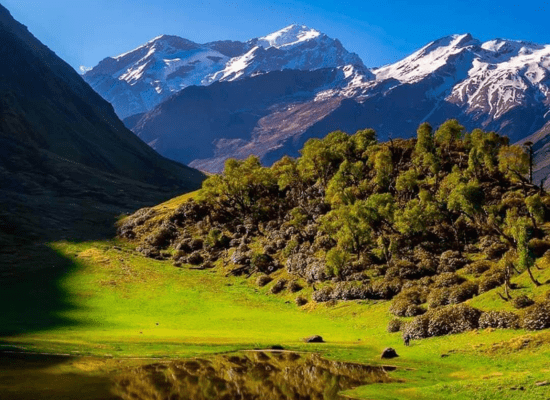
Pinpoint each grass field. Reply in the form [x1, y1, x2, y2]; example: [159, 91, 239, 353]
[2, 236, 550, 399]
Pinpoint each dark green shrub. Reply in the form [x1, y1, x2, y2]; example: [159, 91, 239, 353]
[387, 319, 403, 333]
[189, 238, 204, 251]
[331, 282, 370, 301]
[464, 260, 492, 275]
[438, 250, 467, 273]
[251, 252, 274, 273]
[288, 281, 303, 293]
[312, 286, 333, 302]
[387, 259, 428, 280]
[281, 239, 299, 257]
[402, 313, 430, 339]
[368, 279, 402, 300]
[389, 298, 426, 317]
[205, 228, 222, 248]
[484, 242, 507, 259]
[448, 281, 478, 304]
[427, 304, 482, 337]
[187, 251, 204, 265]
[522, 301, 550, 331]
[390, 287, 428, 316]
[146, 223, 177, 248]
[295, 296, 308, 306]
[479, 311, 520, 329]
[404, 304, 482, 339]
[414, 247, 438, 274]
[512, 295, 535, 309]
[270, 279, 287, 294]
[427, 288, 448, 308]
[256, 275, 272, 287]
[528, 238, 550, 257]
[433, 272, 465, 288]
[478, 268, 506, 293]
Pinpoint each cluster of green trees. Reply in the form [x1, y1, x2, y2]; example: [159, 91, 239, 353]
[198, 119, 547, 292]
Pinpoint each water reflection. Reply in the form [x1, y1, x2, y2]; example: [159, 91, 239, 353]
[113, 351, 395, 400]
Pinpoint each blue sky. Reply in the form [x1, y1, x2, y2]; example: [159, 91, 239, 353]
[4, 0, 550, 72]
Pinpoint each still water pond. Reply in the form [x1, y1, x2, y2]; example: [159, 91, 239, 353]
[0, 351, 395, 399]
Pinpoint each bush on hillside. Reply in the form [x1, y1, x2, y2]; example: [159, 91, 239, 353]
[295, 296, 308, 306]
[389, 298, 426, 317]
[312, 286, 333, 303]
[387, 318, 403, 333]
[522, 301, 550, 331]
[145, 222, 177, 248]
[367, 279, 402, 300]
[427, 304, 482, 337]
[288, 281, 303, 293]
[528, 238, 550, 257]
[404, 304, 482, 338]
[270, 279, 287, 294]
[427, 288, 448, 308]
[438, 250, 467, 273]
[464, 260, 493, 275]
[512, 295, 535, 309]
[433, 272, 465, 288]
[256, 274, 272, 287]
[478, 268, 506, 293]
[402, 313, 430, 339]
[448, 281, 478, 304]
[479, 311, 520, 329]
[390, 287, 428, 316]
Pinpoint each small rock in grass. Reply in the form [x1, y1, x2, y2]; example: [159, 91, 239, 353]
[381, 347, 399, 359]
[304, 335, 324, 343]
[536, 381, 549, 387]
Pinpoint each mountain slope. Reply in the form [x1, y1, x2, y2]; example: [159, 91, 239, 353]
[83, 25, 367, 119]
[0, 4, 204, 246]
[129, 66, 372, 172]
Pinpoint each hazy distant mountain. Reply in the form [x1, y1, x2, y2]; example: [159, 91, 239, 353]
[83, 25, 367, 119]
[0, 4, 204, 245]
[122, 32, 550, 174]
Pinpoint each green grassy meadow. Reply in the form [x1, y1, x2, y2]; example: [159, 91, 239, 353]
[2, 236, 550, 399]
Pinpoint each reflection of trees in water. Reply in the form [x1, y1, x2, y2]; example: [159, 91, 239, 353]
[113, 352, 394, 400]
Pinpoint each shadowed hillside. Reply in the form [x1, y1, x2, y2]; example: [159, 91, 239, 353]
[0, 4, 205, 250]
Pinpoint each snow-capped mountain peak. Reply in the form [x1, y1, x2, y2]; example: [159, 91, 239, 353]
[374, 33, 480, 84]
[256, 24, 321, 48]
[84, 25, 366, 118]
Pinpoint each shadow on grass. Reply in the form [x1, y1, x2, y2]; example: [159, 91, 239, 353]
[0, 243, 80, 338]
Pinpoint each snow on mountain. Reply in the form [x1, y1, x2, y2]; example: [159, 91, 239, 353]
[374, 34, 480, 84]
[83, 35, 231, 118]
[310, 33, 550, 138]
[83, 25, 366, 119]
[207, 25, 366, 83]
[256, 24, 321, 48]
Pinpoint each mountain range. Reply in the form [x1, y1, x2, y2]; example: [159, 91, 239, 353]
[83, 25, 364, 119]
[83, 26, 550, 182]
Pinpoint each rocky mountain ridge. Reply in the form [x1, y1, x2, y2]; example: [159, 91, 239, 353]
[83, 25, 365, 119]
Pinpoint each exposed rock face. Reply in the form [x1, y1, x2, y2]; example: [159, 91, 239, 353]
[0, 4, 204, 246]
[129, 68, 356, 172]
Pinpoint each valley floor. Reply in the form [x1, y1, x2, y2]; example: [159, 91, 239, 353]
[1, 239, 550, 399]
